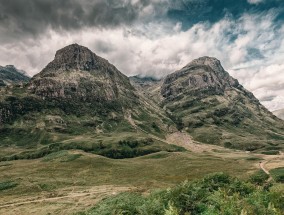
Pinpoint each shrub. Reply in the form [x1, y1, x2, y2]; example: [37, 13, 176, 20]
[0, 181, 18, 191]
[78, 173, 283, 215]
[249, 170, 269, 185]
[270, 168, 284, 183]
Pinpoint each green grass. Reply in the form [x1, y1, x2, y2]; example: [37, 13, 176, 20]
[0, 148, 269, 214]
[270, 168, 284, 183]
[41, 150, 82, 162]
[141, 152, 171, 159]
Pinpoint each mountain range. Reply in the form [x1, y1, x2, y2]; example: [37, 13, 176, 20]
[0, 44, 283, 160]
[0, 65, 30, 86]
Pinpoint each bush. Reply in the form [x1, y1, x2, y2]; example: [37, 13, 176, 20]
[78, 173, 283, 215]
[0, 181, 18, 191]
[270, 168, 284, 183]
[249, 170, 269, 185]
[261, 151, 279, 155]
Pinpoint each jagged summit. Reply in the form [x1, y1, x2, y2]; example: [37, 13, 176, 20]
[160, 56, 283, 150]
[41, 44, 109, 73]
[186, 56, 220, 66]
[29, 44, 135, 102]
[185, 56, 225, 75]
[161, 56, 239, 98]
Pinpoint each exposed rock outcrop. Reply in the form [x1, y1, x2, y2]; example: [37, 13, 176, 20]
[28, 44, 136, 103]
[160, 56, 284, 150]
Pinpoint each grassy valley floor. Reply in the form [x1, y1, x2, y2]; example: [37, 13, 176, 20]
[0, 140, 283, 214]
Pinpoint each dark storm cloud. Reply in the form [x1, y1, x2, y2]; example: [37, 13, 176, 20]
[1, 0, 283, 43]
[0, 0, 161, 42]
[0, 0, 284, 111]
[167, 0, 284, 29]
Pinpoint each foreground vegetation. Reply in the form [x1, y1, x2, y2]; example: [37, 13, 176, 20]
[79, 173, 283, 215]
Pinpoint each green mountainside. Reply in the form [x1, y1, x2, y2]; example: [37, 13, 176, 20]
[0, 45, 283, 215]
[0, 44, 179, 160]
[0, 45, 283, 161]
[132, 56, 284, 151]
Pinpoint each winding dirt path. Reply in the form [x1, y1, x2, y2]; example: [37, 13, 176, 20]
[0, 186, 131, 209]
[259, 161, 273, 182]
[260, 162, 270, 175]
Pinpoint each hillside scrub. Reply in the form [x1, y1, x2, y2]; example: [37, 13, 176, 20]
[79, 173, 283, 215]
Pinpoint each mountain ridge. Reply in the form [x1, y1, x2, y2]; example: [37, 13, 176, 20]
[156, 56, 283, 150]
[0, 65, 30, 86]
[0, 45, 283, 156]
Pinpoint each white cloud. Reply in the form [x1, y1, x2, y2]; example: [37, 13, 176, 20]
[247, 0, 264, 4]
[0, 10, 283, 111]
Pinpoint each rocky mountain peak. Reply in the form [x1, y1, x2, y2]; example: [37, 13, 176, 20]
[186, 56, 224, 75]
[29, 44, 136, 102]
[161, 57, 239, 99]
[42, 44, 106, 73]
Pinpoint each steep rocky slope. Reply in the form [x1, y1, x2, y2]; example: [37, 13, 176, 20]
[29, 44, 136, 103]
[0, 44, 175, 151]
[0, 65, 30, 86]
[0, 47, 283, 154]
[159, 57, 284, 151]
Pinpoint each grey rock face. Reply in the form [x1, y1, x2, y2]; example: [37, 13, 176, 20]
[160, 56, 284, 150]
[161, 56, 239, 98]
[28, 44, 136, 103]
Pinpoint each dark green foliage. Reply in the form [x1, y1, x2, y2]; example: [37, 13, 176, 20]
[79, 173, 283, 215]
[0, 181, 18, 191]
[166, 111, 184, 131]
[0, 128, 52, 147]
[224, 142, 233, 148]
[93, 139, 185, 159]
[246, 157, 263, 161]
[0, 138, 185, 161]
[38, 183, 56, 191]
[270, 168, 284, 183]
[249, 170, 269, 185]
[261, 151, 280, 155]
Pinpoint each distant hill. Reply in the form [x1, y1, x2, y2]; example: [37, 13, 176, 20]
[0, 65, 30, 86]
[273, 109, 284, 120]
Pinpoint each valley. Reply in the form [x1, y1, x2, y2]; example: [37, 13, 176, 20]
[0, 140, 282, 215]
[0, 44, 283, 214]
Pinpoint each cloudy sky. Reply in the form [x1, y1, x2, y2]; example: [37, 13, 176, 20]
[0, 0, 283, 111]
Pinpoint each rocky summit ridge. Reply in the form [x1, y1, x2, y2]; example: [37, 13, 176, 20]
[158, 56, 284, 150]
[0, 45, 283, 154]
[28, 44, 136, 103]
[0, 44, 175, 149]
